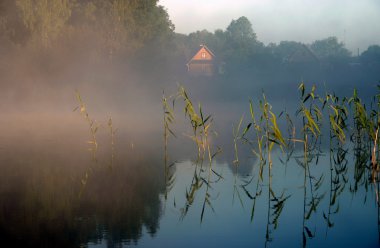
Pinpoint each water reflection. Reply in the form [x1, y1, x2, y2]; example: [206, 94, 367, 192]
[0, 125, 164, 247]
[157, 84, 380, 247]
[163, 143, 378, 247]
[2, 85, 380, 247]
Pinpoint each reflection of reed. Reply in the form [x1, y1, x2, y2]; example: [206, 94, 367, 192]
[325, 146, 348, 234]
[74, 92, 125, 198]
[296, 83, 327, 247]
[231, 92, 290, 245]
[324, 92, 348, 234]
[162, 91, 176, 200]
[163, 85, 223, 222]
[165, 83, 380, 245]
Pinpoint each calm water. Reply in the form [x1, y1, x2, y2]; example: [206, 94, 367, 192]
[0, 110, 379, 248]
[1, 76, 380, 247]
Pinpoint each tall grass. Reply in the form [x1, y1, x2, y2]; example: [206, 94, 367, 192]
[66, 82, 380, 244]
[162, 91, 176, 200]
[163, 85, 222, 222]
[107, 117, 116, 169]
[75, 90, 99, 161]
[74, 90, 118, 196]
[178, 85, 216, 164]
[232, 92, 290, 243]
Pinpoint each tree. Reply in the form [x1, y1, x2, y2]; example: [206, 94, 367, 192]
[226, 16, 257, 47]
[223, 16, 265, 74]
[310, 36, 351, 61]
[74, 0, 174, 59]
[0, 0, 28, 44]
[16, 0, 74, 48]
[360, 45, 380, 65]
[272, 41, 303, 61]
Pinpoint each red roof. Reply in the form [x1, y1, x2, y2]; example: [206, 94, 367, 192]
[187, 45, 215, 65]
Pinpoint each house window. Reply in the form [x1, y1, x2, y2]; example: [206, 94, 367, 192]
[201, 52, 206, 58]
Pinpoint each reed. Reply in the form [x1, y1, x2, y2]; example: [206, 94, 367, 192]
[74, 90, 99, 196]
[324, 146, 348, 234]
[163, 82, 380, 240]
[74, 91, 118, 197]
[74, 90, 99, 161]
[162, 91, 176, 200]
[108, 117, 116, 169]
[325, 93, 348, 145]
[293, 83, 325, 247]
[232, 115, 244, 165]
[178, 85, 215, 164]
[235, 92, 289, 243]
[323, 93, 348, 234]
[347, 89, 371, 192]
[162, 85, 222, 222]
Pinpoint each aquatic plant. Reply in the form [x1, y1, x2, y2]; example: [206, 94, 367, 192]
[234, 92, 289, 243]
[324, 146, 348, 233]
[322, 93, 349, 233]
[256, 93, 286, 242]
[162, 82, 380, 244]
[232, 115, 244, 165]
[293, 83, 326, 247]
[325, 93, 348, 144]
[74, 90, 99, 161]
[162, 91, 176, 200]
[348, 88, 380, 196]
[178, 85, 216, 164]
[160, 85, 223, 223]
[107, 117, 116, 169]
[74, 91, 119, 197]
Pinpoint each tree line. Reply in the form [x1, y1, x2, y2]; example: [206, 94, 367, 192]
[0, 0, 174, 62]
[176, 16, 380, 74]
[0, 1, 379, 77]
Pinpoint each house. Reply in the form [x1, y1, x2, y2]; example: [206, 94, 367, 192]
[287, 44, 319, 64]
[186, 44, 215, 76]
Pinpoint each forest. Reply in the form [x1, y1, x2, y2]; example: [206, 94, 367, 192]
[1, 0, 379, 86]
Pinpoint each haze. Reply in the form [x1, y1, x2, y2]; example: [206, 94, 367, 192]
[160, 0, 380, 53]
[0, 0, 379, 150]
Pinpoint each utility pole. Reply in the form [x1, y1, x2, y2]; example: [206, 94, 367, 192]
[343, 29, 346, 46]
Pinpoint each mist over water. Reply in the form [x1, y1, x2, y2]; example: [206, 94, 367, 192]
[1, 1, 380, 247]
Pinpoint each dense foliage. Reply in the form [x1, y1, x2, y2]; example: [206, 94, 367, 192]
[0, 0, 174, 63]
[0, 1, 379, 81]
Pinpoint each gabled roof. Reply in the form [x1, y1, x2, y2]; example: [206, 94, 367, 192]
[187, 44, 215, 65]
[288, 44, 319, 63]
[199, 44, 215, 57]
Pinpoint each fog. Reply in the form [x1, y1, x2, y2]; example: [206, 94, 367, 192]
[1, 3, 380, 245]
[0, 1, 379, 164]
[160, 0, 380, 53]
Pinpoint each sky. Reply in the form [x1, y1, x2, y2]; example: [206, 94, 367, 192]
[159, 0, 380, 53]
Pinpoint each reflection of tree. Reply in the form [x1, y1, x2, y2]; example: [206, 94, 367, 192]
[0, 145, 164, 247]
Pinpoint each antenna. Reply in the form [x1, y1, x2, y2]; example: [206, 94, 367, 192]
[343, 29, 346, 45]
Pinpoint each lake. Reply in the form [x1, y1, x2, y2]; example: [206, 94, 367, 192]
[1, 80, 380, 248]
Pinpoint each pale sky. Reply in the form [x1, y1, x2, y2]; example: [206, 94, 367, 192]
[159, 0, 380, 53]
